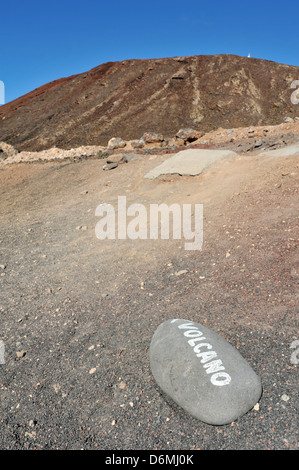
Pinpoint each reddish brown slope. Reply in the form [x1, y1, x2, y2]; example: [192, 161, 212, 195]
[0, 54, 298, 151]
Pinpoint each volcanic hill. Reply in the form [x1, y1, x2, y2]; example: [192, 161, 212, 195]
[0, 54, 298, 151]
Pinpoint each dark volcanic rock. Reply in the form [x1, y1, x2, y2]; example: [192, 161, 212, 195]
[0, 54, 298, 151]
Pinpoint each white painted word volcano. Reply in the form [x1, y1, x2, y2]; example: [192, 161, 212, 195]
[149, 319, 262, 425]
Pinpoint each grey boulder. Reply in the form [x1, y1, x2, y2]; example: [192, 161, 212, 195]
[149, 319, 262, 425]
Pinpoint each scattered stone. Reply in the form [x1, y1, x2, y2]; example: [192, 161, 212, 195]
[176, 128, 200, 143]
[290, 267, 298, 277]
[107, 154, 136, 164]
[284, 117, 294, 123]
[141, 132, 164, 144]
[122, 153, 140, 162]
[157, 139, 167, 147]
[131, 139, 145, 149]
[253, 139, 264, 148]
[106, 154, 124, 164]
[150, 319, 262, 425]
[89, 368, 97, 375]
[76, 225, 88, 231]
[118, 381, 127, 390]
[25, 431, 36, 438]
[80, 190, 88, 195]
[53, 384, 61, 393]
[175, 270, 188, 276]
[0, 264, 6, 270]
[103, 162, 118, 171]
[281, 394, 290, 402]
[107, 137, 126, 150]
[16, 350, 27, 360]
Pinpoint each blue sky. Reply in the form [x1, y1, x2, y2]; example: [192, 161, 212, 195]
[1, 0, 298, 103]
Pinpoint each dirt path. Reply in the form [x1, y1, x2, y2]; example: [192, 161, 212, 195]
[0, 148, 298, 449]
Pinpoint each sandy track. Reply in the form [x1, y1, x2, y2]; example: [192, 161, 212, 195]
[0, 148, 298, 449]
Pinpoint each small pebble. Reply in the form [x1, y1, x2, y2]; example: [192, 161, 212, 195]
[118, 381, 127, 390]
[16, 350, 27, 359]
[175, 270, 188, 276]
[53, 384, 61, 393]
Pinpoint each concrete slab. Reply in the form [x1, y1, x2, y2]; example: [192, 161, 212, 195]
[144, 149, 237, 179]
[258, 142, 299, 157]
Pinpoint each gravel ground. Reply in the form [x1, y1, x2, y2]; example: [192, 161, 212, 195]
[0, 150, 298, 450]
